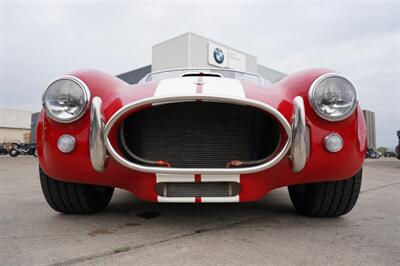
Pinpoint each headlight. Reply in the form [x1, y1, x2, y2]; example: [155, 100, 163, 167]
[42, 76, 90, 123]
[308, 73, 358, 121]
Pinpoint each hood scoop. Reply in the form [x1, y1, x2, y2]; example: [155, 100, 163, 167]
[180, 71, 223, 78]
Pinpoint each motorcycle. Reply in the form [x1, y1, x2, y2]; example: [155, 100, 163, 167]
[366, 148, 381, 159]
[0, 144, 8, 155]
[9, 143, 37, 157]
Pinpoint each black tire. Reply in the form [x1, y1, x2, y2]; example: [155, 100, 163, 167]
[9, 149, 19, 157]
[33, 149, 38, 157]
[39, 168, 114, 214]
[288, 169, 362, 217]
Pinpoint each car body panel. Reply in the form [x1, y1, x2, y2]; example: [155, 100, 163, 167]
[37, 68, 366, 202]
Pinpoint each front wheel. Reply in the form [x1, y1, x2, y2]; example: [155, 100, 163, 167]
[9, 149, 19, 157]
[288, 169, 362, 217]
[39, 168, 114, 214]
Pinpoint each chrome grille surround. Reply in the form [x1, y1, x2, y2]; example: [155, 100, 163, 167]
[104, 94, 292, 175]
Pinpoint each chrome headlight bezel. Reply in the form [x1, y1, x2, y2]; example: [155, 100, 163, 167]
[308, 73, 358, 122]
[42, 75, 91, 123]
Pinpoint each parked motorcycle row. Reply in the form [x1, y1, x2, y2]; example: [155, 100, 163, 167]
[366, 131, 400, 160]
[0, 143, 37, 157]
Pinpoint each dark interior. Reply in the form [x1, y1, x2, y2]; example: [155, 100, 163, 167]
[118, 101, 281, 168]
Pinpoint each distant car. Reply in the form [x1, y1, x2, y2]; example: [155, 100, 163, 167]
[37, 68, 366, 217]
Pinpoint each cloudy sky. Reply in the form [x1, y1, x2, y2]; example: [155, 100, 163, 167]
[0, 0, 399, 147]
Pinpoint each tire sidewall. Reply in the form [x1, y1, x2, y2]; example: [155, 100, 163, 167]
[9, 149, 19, 157]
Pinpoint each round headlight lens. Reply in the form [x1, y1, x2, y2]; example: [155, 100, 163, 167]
[43, 76, 90, 123]
[309, 74, 357, 121]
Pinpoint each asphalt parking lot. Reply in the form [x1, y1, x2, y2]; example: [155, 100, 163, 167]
[0, 157, 399, 265]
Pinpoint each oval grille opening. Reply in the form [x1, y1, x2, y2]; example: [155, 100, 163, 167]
[118, 101, 282, 168]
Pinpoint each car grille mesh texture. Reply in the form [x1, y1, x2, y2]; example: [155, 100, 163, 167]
[156, 182, 240, 197]
[119, 102, 281, 168]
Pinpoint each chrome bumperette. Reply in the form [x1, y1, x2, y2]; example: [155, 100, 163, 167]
[90, 97, 106, 172]
[290, 96, 308, 173]
[104, 94, 292, 175]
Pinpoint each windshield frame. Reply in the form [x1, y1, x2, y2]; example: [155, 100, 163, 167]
[141, 68, 265, 85]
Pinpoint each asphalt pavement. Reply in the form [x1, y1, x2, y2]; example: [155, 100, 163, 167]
[0, 156, 399, 265]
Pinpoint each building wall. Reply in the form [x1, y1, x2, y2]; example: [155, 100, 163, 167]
[117, 65, 151, 84]
[0, 108, 32, 143]
[152, 32, 259, 73]
[0, 108, 32, 129]
[257, 64, 287, 83]
[0, 128, 30, 143]
[189, 32, 258, 73]
[152, 33, 189, 71]
[150, 32, 286, 83]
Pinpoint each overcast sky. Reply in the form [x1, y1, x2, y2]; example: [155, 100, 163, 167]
[0, 1, 399, 147]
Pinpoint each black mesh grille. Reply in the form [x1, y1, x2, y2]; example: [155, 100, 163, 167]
[119, 101, 281, 168]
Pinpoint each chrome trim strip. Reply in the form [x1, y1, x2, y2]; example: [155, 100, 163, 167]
[201, 174, 240, 182]
[156, 174, 195, 183]
[42, 75, 91, 123]
[201, 195, 239, 203]
[157, 196, 196, 203]
[90, 97, 106, 172]
[157, 195, 240, 203]
[104, 94, 292, 175]
[142, 67, 263, 84]
[291, 96, 307, 173]
[308, 73, 358, 122]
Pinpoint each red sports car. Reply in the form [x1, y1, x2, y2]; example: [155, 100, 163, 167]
[38, 68, 366, 217]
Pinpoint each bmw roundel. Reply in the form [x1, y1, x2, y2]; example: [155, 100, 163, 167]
[213, 48, 224, 64]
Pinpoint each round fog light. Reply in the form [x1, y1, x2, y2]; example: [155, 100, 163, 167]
[325, 133, 343, 152]
[57, 134, 76, 153]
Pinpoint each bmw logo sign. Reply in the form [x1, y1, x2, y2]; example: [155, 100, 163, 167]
[213, 48, 224, 64]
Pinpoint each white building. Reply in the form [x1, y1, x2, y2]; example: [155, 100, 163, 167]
[118, 32, 286, 84]
[0, 108, 33, 143]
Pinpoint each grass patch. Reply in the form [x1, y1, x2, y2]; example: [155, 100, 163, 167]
[113, 246, 130, 254]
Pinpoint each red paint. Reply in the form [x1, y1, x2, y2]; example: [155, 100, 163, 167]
[195, 174, 201, 183]
[195, 197, 202, 203]
[196, 76, 204, 94]
[38, 68, 366, 203]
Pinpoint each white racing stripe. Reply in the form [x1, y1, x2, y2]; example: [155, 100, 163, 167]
[201, 195, 240, 203]
[201, 174, 240, 182]
[154, 77, 198, 96]
[156, 173, 195, 183]
[202, 77, 245, 98]
[157, 196, 196, 203]
[154, 76, 245, 99]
